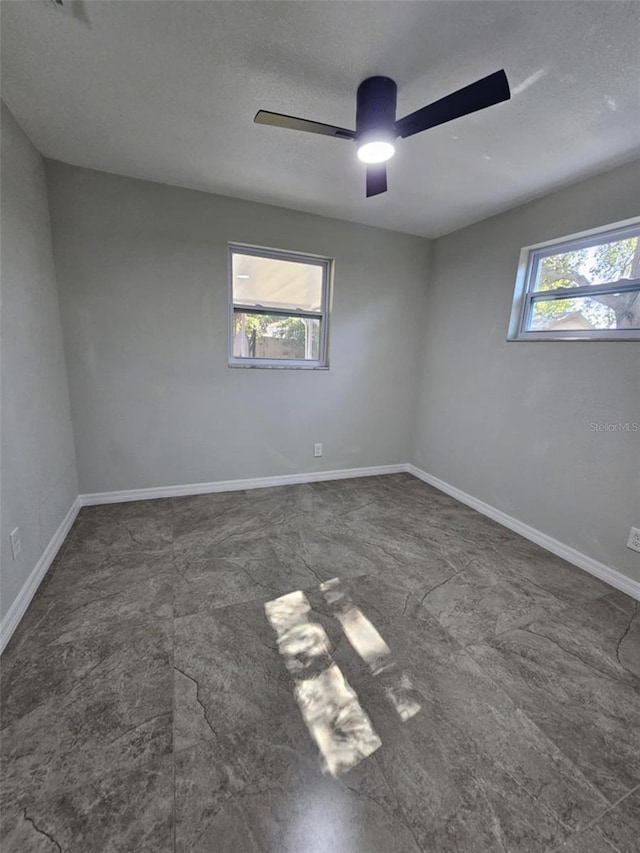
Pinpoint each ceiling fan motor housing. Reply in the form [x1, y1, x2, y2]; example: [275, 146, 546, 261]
[254, 69, 509, 196]
[356, 76, 398, 140]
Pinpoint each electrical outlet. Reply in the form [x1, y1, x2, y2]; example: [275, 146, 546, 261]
[313, 443, 323, 458]
[627, 527, 640, 553]
[10, 527, 22, 561]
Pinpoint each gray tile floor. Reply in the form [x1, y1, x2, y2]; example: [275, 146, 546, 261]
[1, 473, 638, 852]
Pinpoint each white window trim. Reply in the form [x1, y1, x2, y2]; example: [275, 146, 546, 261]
[507, 216, 640, 341]
[228, 243, 332, 369]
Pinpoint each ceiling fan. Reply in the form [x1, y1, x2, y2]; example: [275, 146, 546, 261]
[255, 70, 510, 197]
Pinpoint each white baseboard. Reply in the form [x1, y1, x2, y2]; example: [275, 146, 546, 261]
[406, 464, 640, 601]
[84, 461, 639, 600]
[79, 464, 407, 506]
[0, 497, 81, 655]
[3, 462, 636, 656]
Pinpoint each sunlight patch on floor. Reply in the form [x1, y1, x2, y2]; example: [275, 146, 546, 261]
[265, 582, 420, 776]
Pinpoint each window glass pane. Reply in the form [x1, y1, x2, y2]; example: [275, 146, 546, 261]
[529, 291, 640, 331]
[534, 233, 639, 293]
[233, 312, 321, 360]
[232, 252, 323, 312]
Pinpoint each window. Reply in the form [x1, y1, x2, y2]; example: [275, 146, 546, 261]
[508, 218, 640, 341]
[228, 245, 331, 368]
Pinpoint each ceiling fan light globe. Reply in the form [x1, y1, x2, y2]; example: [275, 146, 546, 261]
[357, 140, 395, 164]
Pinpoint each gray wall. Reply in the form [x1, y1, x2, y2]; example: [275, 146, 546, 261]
[27, 154, 639, 586]
[1, 104, 78, 621]
[412, 159, 640, 581]
[45, 161, 429, 493]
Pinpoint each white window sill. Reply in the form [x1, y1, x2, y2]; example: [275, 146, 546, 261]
[507, 333, 640, 342]
[228, 362, 330, 370]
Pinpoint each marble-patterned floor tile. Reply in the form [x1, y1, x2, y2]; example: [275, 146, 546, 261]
[605, 588, 640, 616]
[68, 499, 174, 554]
[310, 482, 397, 517]
[77, 497, 176, 522]
[242, 482, 330, 521]
[2, 690, 172, 828]
[173, 553, 320, 616]
[1, 569, 172, 726]
[351, 473, 455, 505]
[318, 585, 582, 853]
[306, 573, 417, 625]
[2, 614, 174, 852]
[406, 499, 513, 547]
[343, 514, 461, 564]
[419, 555, 569, 647]
[373, 709, 569, 852]
[174, 598, 299, 740]
[1, 755, 173, 853]
[341, 520, 497, 598]
[175, 714, 421, 853]
[170, 489, 251, 535]
[173, 586, 365, 751]
[170, 486, 310, 523]
[555, 786, 640, 853]
[2, 608, 173, 813]
[600, 591, 640, 675]
[403, 503, 612, 616]
[265, 501, 481, 595]
[519, 591, 639, 684]
[28, 549, 175, 624]
[176, 530, 279, 563]
[493, 540, 614, 607]
[467, 595, 640, 801]
[312, 473, 437, 515]
[266, 522, 386, 582]
[3, 473, 637, 853]
[406, 494, 613, 612]
[318, 577, 609, 835]
[309, 475, 394, 492]
[172, 497, 281, 561]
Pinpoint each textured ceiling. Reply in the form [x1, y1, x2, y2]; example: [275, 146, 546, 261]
[2, 1, 639, 238]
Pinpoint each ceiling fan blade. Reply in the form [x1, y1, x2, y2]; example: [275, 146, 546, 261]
[366, 164, 387, 197]
[395, 70, 510, 139]
[254, 110, 356, 140]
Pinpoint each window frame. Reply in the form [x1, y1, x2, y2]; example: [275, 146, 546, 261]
[228, 243, 332, 369]
[507, 216, 640, 342]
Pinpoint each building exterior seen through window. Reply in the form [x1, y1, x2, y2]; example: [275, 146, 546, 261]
[229, 245, 332, 367]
